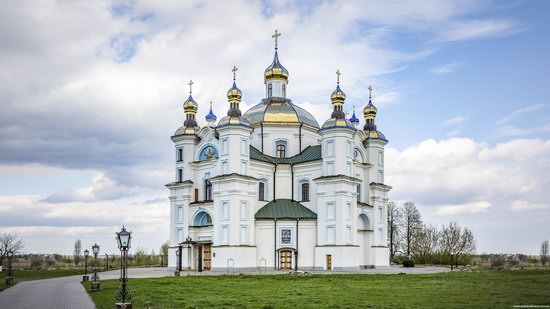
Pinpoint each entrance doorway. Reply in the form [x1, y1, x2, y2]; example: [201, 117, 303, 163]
[326, 255, 332, 270]
[203, 244, 211, 271]
[279, 250, 293, 270]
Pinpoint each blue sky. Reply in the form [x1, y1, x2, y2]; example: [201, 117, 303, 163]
[0, 0, 549, 255]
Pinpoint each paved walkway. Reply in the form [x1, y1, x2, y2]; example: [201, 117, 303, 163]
[0, 266, 449, 308]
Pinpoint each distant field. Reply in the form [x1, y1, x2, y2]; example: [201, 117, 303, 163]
[0, 269, 82, 291]
[84, 269, 550, 308]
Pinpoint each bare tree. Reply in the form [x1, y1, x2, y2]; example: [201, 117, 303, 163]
[73, 239, 82, 266]
[161, 241, 169, 258]
[401, 201, 422, 257]
[541, 240, 549, 266]
[0, 233, 25, 266]
[411, 224, 440, 264]
[387, 201, 402, 259]
[440, 221, 476, 264]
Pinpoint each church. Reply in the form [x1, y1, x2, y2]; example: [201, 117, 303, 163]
[167, 31, 391, 271]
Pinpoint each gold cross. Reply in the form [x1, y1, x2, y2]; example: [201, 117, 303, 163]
[368, 85, 373, 99]
[272, 30, 281, 50]
[232, 65, 238, 81]
[210, 100, 213, 108]
[336, 69, 341, 84]
[188, 80, 194, 94]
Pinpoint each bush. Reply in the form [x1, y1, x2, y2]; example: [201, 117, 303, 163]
[403, 259, 415, 267]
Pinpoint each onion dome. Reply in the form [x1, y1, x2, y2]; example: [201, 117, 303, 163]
[349, 106, 360, 124]
[205, 101, 217, 127]
[321, 69, 355, 131]
[363, 85, 387, 141]
[227, 81, 242, 102]
[243, 99, 319, 128]
[264, 51, 289, 81]
[218, 66, 252, 129]
[175, 80, 199, 135]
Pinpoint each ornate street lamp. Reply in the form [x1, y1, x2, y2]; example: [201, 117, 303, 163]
[5, 250, 14, 285]
[115, 226, 132, 309]
[83, 249, 90, 281]
[105, 253, 109, 271]
[160, 254, 163, 267]
[91, 243, 101, 291]
[175, 247, 181, 276]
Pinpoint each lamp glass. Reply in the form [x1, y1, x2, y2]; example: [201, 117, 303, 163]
[116, 227, 132, 250]
[92, 243, 100, 255]
[84, 249, 89, 257]
[7, 251, 13, 258]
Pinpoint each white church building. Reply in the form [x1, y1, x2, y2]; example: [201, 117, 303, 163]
[167, 32, 391, 271]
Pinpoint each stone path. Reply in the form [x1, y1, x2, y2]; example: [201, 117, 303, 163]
[0, 275, 95, 309]
[0, 266, 449, 308]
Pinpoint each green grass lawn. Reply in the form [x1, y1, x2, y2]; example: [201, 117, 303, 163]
[84, 269, 550, 308]
[0, 269, 82, 291]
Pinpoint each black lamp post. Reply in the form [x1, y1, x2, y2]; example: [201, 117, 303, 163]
[160, 254, 163, 267]
[175, 247, 181, 276]
[115, 226, 132, 309]
[105, 253, 109, 271]
[83, 249, 90, 281]
[91, 243, 101, 291]
[5, 250, 14, 285]
[183, 236, 195, 271]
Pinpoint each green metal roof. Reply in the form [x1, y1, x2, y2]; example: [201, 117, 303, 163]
[250, 145, 322, 165]
[255, 199, 318, 220]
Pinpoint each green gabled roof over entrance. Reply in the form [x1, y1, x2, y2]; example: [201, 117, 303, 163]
[250, 145, 322, 165]
[255, 199, 317, 220]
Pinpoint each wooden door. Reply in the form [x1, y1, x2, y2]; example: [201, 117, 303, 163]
[326, 255, 332, 270]
[203, 244, 211, 271]
[280, 250, 292, 270]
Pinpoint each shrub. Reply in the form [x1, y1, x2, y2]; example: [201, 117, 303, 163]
[403, 259, 415, 267]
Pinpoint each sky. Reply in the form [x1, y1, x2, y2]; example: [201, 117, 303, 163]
[0, 0, 549, 255]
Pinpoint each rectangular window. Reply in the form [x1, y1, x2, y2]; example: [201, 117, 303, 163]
[221, 225, 229, 245]
[221, 201, 229, 220]
[301, 182, 310, 202]
[378, 228, 383, 245]
[222, 161, 228, 174]
[241, 138, 247, 155]
[327, 162, 334, 175]
[240, 201, 248, 220]
[346, 226, 352, 244]
[177, 228, 183, 243]
[326, 226, 336, 244]
[177, 148, 183, 162]
[356, 185, 361, 203]
[378, 170, 384, 183]
[327, 141, 334, 157]
[240, 225, 248, 244]
[281, 229, 292, 245]
[347, 141, 352, 157]
[177, 206, 183, 222]
[379, 206, 383, 222]
[347, 162, 352, 176]
[346, 202, 352, 220]
[177, 168, 183, 182]
[378, 151, 384, 166]
[240, 161, 247, 174]
[222, 138, 228, 155]
[326, 202, 336, 220]
[259, 182, 265, 201]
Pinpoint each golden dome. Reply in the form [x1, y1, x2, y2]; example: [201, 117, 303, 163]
[363, 99, 377, 118]
[264, 51, 289, 80]
[183, 95, 198, 113]
[331, 84, 346, 103]
[227, 81, 242, 101]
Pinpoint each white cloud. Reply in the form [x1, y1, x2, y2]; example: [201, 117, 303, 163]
[431, 62, 465, 73]
[439, 19, 522, 42]
[435, 201, 491, 216]
[496, 104, 547, 125]
[509, 201, 550, 212]
[443, 116, 467, 125]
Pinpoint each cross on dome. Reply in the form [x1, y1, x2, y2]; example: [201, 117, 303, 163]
[336, 69, 341, 84]
[188, 80, 194, 94]
[368, 85, 373, 99]
[272, 29, 281, 50]
[232, 65, 238, 81]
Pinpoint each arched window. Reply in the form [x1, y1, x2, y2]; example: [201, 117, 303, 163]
[276, 144, 286, 158]
[358, 214, 371, 230]
[268, 84, 273, 97]
[259, 182, 265, 201]
[177, 148, 183, 162]
[301, 182, 310, 202]
[193, 211, 212, 226]
[204, 179, 212, 201]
